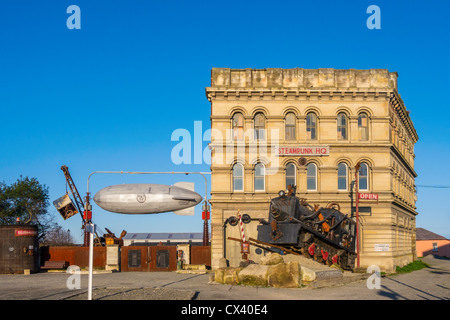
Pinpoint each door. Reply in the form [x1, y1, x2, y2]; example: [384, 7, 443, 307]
[121, 246, 177, 271]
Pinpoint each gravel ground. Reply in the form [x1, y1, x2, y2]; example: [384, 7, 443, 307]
[65, 287, 196, 300]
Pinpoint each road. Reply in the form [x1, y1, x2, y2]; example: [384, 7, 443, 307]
[0, 255, 448, 301]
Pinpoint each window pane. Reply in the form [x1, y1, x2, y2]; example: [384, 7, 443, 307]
[233, 164, 243, 191]
[359, 163, 368, 190]
[358, 113, 368, 141]
[307, 178, 316, 190]
[286, 113, 296, 125]
[338, 163, 347, 190]
[255, 129, 265, 140]
[285, 126, 295, 140]
[285, 113, 296, 140]
[306, 163, 316, 190]
[254, 178, 264, 191]
[254, 113, 265, 140]
[286, 177, 295, 189]
[306, 113, 317, 140]
[254, 163, 265, 191]
[286, 163, 296, 188]
[232, 113, 244, 140]
[234, 179, 243, 191]
[337, 113, 347, 140]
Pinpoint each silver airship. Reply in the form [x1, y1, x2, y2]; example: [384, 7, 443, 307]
[93, 182, 202, 215]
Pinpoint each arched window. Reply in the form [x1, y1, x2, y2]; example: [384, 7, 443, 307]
[254, 163, 265, 191]
[232, 163, 244, 192]
[254, 112, 265, 140]
[337, 113, 348, 140]
[358, 113, 369, 141]
[285, 112, 296, 140]
[358, 162, 369, 191]
[306, 163, 317, 191]
[232, 112, 244, 141]
[337, 163, 348, 191]
[306, 112, 317, 140]
[285, 163, 296, 189]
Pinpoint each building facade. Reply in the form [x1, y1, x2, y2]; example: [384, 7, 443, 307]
[416, 228, 450, 258]
[205, 68, 419, 272]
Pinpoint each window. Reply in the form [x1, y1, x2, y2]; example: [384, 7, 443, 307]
[286, 163, 296, 189]
[232, 112, 244, 141]
[254, 163, 265, 191]
[306, 163, 317, 191]
[337, 113, 348, 140]
[338, 163, 348, 191]
[232, 163, 244, 192]
[306, 112, 317, 140]
[358, 113, 369, 141]
[285, 112, 296, 140]
[358, 163, 369, 191]
[432, 243, 438, 252]
[254, 112, 265, 140]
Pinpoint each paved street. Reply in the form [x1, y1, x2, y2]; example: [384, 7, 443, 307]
[0, 255, 448, 301]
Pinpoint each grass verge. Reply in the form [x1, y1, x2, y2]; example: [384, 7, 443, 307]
[395, 260, 429, 274]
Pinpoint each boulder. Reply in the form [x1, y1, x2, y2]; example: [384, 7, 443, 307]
[260, 252, 284, 265]
[214, 267, 242, 285]
[267, 262, 301, 288]
[238, 264, 270, 286]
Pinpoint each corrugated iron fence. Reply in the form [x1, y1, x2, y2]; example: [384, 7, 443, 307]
[190, 246, 211, 266]
[40, 245, 211, 271]
[40, 246, 106, 268]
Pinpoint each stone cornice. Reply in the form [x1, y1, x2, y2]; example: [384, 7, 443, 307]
[389, 91, 419, 143]
[205, 88, 391, 102]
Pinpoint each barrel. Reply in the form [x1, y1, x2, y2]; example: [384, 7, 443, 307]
[0, 225, 39, 274]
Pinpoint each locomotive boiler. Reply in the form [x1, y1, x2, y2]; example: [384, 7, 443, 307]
[257, 190, 357, 270]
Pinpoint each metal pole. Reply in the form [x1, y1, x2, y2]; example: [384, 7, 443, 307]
[88, 223, 94, 300]
[355, 162, 361, 269]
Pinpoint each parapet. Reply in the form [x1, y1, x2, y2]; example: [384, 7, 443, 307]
[210, 68, 398, 91]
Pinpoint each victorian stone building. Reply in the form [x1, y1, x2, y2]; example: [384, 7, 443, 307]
[205, 68, 418, 272]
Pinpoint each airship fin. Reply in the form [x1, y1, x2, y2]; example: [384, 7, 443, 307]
[173, 206, 195, 216]
[174, 181, 195, 191]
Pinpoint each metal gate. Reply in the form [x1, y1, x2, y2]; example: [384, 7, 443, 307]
[121, 246, 176, 272]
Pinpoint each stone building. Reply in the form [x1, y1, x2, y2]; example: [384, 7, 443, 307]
[205, 68, 419, 272]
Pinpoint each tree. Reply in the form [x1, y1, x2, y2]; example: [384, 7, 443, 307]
[41, 226, 75, 246]
[0, 176, 55, 240]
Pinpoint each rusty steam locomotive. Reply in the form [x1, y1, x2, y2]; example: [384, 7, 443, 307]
[257, 190, 357, 270]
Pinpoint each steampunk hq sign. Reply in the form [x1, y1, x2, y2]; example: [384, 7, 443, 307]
[275, 146, 330, 156]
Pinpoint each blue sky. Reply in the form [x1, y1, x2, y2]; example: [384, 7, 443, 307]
[0, 0, 449, 242]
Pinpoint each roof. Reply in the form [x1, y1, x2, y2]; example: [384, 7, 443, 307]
[123, 232, 204, 241]
[416, 228, 448, 241]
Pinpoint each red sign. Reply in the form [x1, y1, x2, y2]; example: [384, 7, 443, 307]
[15, 229, 38, 237]
[358, 193, 378, 200]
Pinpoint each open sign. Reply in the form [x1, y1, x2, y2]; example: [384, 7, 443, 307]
[359, 193, 378, 200]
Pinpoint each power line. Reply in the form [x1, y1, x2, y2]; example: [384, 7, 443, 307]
[416, 185, 450, 189]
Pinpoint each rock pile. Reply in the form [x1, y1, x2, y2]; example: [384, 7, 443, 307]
[214, 252, 344, 288]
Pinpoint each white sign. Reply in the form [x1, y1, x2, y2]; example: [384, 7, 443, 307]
[374, 244, 389, 252]
[276, 146, 329, 156]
